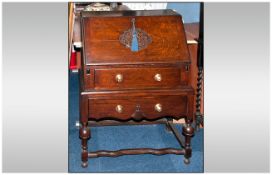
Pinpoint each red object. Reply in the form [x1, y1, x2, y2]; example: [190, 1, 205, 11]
[69, 47, 77, 70]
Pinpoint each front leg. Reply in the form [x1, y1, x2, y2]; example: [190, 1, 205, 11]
[80, 122, 90, 167]
[79, 95, 90, 167]
[182, 118, 194, 164]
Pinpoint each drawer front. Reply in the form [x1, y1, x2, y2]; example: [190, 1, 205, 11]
[94, 67, 183, 90]
[88, 95, 188, 120]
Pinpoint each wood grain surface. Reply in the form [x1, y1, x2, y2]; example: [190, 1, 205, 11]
[82, 13, 190, 65]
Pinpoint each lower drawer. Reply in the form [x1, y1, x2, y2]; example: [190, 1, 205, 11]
[88, 95, 188, 120]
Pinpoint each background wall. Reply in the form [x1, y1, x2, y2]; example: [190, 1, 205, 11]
[167, 3, 200, 23]
[123, 2, 200, 23]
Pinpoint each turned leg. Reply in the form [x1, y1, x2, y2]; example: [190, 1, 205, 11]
[182, 118, 194, 164]
[79, 122, 90, 168]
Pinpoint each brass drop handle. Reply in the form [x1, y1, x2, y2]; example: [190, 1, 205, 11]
[115, 74, 123, 83]
[154, 73, 162, 82]
[115, 105, 123, 113]
[154, 103, 162, 112]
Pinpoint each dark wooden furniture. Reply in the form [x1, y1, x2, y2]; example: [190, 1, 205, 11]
[79, 9, 195, 168]
[185, 23, 204, 129]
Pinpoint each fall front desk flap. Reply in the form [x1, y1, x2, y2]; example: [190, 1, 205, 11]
[81, 10, 190, 65]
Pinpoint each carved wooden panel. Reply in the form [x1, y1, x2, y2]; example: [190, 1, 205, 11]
[82, 13, 190, 65]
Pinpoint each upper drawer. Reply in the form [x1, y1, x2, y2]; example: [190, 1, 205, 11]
[83, 64, 189, 90]
[81, 10, 190, 65]
[94, 67, 182, 90]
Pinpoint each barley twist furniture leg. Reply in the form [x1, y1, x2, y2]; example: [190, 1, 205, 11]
[195, 68, 204, 131]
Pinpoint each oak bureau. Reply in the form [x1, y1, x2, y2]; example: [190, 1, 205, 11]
[79, 9, 195, 168]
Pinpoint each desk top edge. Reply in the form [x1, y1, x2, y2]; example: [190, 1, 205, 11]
[81, 9, 181, 18]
